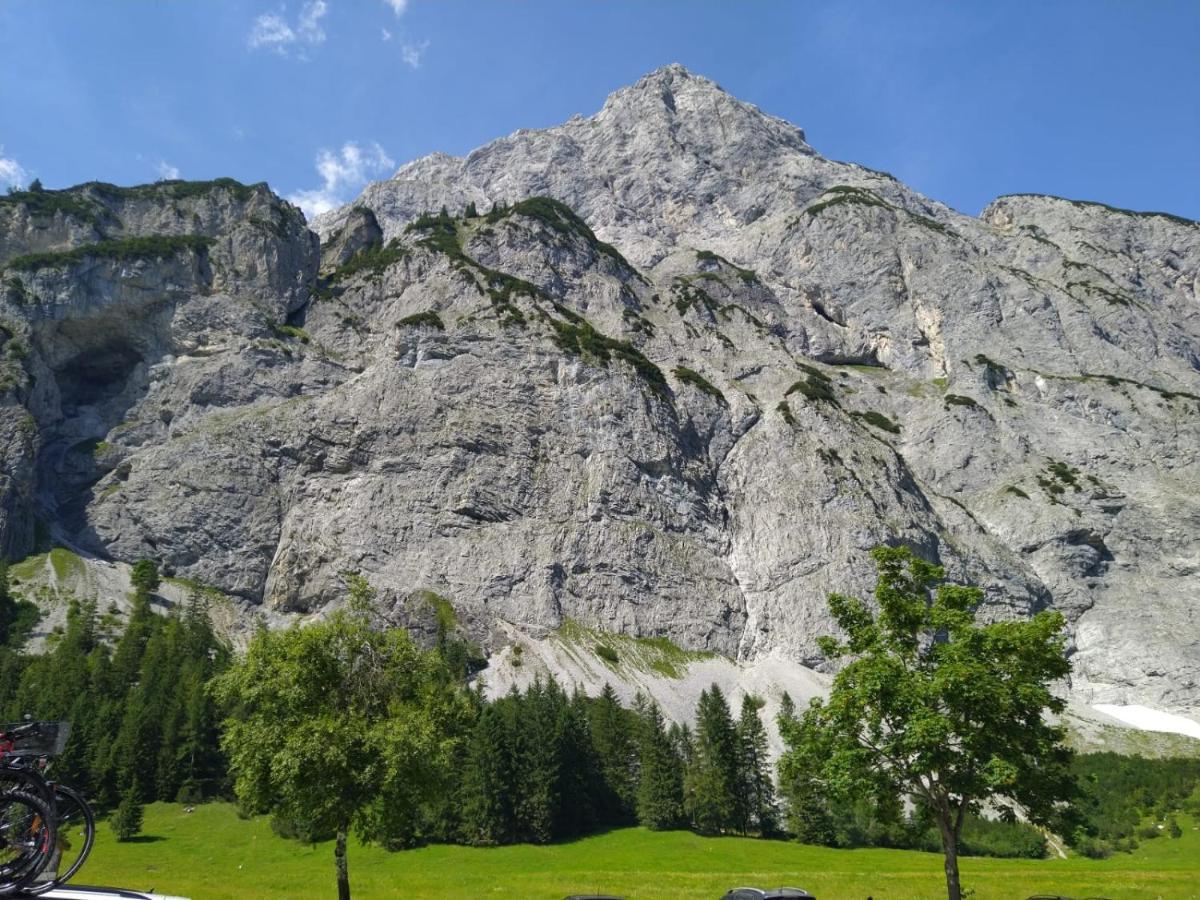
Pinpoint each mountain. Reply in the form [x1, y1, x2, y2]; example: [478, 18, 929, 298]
[1, 66, 1198, 737]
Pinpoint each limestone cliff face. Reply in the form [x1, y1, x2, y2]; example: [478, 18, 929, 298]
[2, 66, 1197, 718]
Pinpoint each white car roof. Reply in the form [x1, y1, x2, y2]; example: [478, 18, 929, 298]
[27, 887, 189, 900]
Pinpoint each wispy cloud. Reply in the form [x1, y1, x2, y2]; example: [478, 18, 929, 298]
[381, 27, 392, 42]
[0, 147, 28, 189]
[249, 1, 328, 56]
[383, 0, 407, 16]
[156, 160, 181, 180]
[400, 39, 429, 69]
[287, 141, 394, 219]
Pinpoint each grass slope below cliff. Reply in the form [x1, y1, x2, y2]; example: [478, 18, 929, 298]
[82, 804, 1200, 900]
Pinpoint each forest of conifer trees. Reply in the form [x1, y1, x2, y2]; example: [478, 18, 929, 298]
[0, 559, 228, 821]
[0, 558, 1194, 859]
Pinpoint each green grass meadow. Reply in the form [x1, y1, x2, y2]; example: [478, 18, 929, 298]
[79, 804, 1200, 899]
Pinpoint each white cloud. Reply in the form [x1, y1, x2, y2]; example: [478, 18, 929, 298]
[0, 147, 28, 189]
[287, 141, 394, 219]
[249, 13, 294, 50]
[383, 0, 407, 16]
[156, 160, 181, 181]
[249, 1, 327, 55]
[400, 39, 429, 69]
[297, 0, 328, 41]
[381, 27, 392, 41]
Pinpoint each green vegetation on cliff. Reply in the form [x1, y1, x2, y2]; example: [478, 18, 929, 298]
[3, 234, 215, 272]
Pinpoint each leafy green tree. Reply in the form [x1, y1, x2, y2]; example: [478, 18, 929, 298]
[464, 201, 478, 218]
[778, 545, 1075, 900]
[212, 576, 471, 900]
[111, 787, 144, 841]
[635, 701, 683, 830]
[736, 695, 778, 835]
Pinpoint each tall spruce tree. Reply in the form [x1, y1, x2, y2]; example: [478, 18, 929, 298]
[555, 688, 601, 838]
[588, 683, 637, 824]
[514, 678, 563, 843]
[686, 685, 739, 833]
[668, 721, 694, 769]
[458, 701, 516, 845]
[635, 701, 683, 830]
[736, 695, 778, 836]
[776, 700, 836, 847]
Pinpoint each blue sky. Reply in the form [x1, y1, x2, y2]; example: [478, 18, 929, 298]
[1, 1, 1198, 221]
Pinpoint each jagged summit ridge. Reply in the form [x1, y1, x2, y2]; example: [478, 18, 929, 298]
[595, 63, 811, 150]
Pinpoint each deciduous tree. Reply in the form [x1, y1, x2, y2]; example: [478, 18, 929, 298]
[778, 545, 1075, 900]
[213, 576, 471, 900]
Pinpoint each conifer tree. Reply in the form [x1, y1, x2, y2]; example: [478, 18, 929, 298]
[588, 683, 636, 823]
[516, 678, 564, 843]
[0, 559, 14, 645]
[111, 787, 144, 841]
[668, 721, 694, 769]
[130, 559, 160, 597]
[685, 685, 739, 833]
[555, 688, 600, 838]
[458, 702, 515, 844]
[778, 691, 796, 725]
[736, 695, 778, 835]
[635, 701, 683, 830]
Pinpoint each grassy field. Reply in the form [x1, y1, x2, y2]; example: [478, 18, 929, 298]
[77, 803, 1199, 899]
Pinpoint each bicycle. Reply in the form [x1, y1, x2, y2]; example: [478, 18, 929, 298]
[0, 787, 54, 895]
[0, 721, 95, 894]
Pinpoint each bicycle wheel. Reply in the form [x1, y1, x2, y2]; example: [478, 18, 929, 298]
[0, 790, 55, 896]
[23, 784, 95, 894]
[0, 769, 53, 807]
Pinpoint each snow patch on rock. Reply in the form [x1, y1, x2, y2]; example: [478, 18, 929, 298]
[1092, 704, 1200, 739]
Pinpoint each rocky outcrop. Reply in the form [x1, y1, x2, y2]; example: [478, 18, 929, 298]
[1, 67, 1198, 722]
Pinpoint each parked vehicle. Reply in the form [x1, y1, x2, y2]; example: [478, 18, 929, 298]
[26, 888, 190, 900]
[721, 889, 817, 900]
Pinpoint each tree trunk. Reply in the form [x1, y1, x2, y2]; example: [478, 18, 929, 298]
[335, 825, 351, 900]
[937, 814, 961, 900]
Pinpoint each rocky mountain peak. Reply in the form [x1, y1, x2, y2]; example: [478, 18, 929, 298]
[2, 68, 1198, 735]
[590, 63, 811, 163]
[600, 63, 726, 116]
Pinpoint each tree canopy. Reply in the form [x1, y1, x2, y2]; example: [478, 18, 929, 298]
[212, 577, 472, 900]
[778, 545, 1075, 900]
